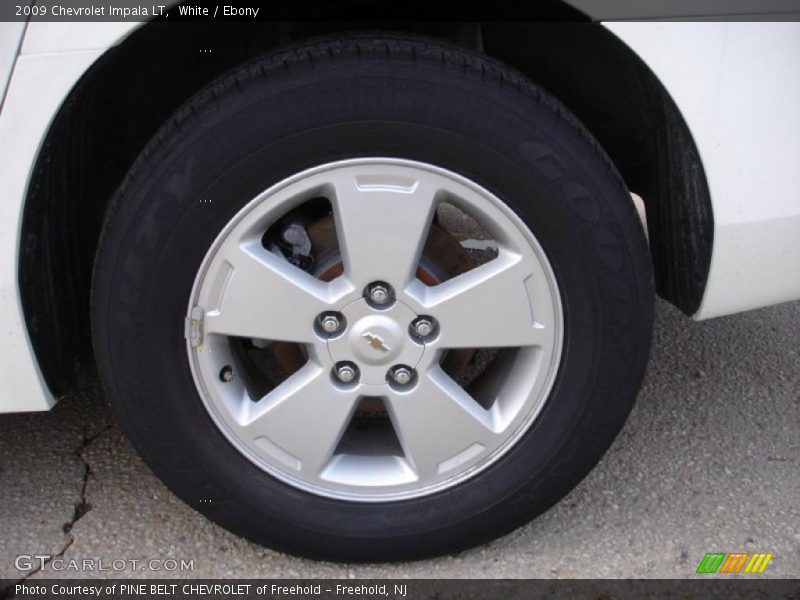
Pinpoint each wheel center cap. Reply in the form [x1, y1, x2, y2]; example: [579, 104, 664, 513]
[327, 299, 424, 386]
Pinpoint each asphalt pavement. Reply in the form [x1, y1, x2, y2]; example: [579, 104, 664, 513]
[1, 299, 798, 581]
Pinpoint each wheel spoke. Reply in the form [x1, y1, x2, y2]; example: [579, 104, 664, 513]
[420, 253, 551, 349]
[238, 363, 358, 477]
[330, 169, 438, 289]
[203, 240, 340, 343]
[385, 367, 497, 479]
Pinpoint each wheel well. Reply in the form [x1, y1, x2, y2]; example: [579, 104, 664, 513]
[18, 19, 711, 397]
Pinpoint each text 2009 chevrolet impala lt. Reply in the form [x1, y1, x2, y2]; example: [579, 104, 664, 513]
[1, 5, 798, 560]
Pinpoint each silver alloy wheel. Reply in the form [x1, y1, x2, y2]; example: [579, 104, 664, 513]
[187, 158, 563, 502]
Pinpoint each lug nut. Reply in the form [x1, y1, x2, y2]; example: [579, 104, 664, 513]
[337, 366, 355, 383]
[220, 365, 234, 383]
[334, 363, 358, 384]
[412, 317, 435, 338]
[366, 282, 392, 306]
[389, 366, 414, 386]
[370, 286, 389, 304]
[319, 313, 342, 334]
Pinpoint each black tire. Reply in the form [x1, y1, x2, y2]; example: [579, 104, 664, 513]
[92, 35, 654, 561]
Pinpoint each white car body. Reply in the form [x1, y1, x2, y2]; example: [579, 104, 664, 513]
[1, 20, 798, 412]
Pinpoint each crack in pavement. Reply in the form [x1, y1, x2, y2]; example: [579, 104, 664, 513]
[1, 423, 111, 593]
[63, 425, 109, 535]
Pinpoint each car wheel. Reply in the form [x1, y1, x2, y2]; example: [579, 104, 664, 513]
[92, 35, 654, 560]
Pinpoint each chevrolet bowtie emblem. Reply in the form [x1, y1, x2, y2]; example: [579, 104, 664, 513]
[362, 332, 391, 353]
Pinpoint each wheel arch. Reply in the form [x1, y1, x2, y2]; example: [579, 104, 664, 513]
[17, 19, 711, 398]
